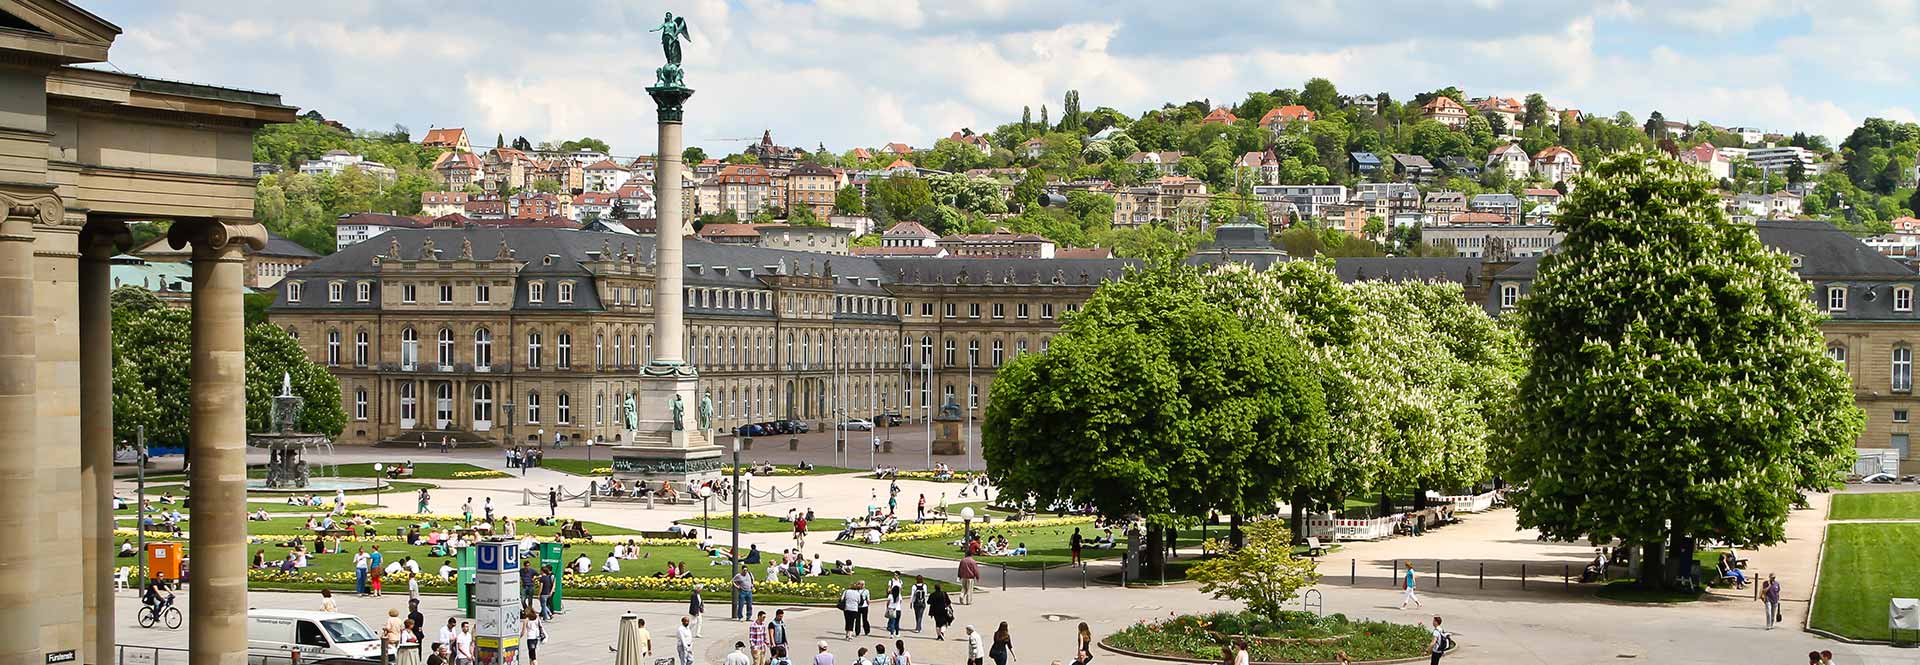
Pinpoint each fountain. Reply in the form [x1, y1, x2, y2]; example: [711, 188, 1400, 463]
[246, 373, 383, 492]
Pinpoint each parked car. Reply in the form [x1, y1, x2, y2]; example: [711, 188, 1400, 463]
[872, 413, 903, 427]
[786, 419, 811, 433]
[837, 418, 874, 431]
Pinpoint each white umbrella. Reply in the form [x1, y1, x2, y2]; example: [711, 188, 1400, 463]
[614, 613, 643, 665]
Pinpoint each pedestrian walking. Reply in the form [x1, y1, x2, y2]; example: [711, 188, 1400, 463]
[1426, 616, 1452, 665]
[916, 494, 926, 522]
[439, 618, 460, 658]
[858, 580, 873, 636]
[407, 599, 425, 642]
[909, 577, 928, 633]
[929, 584, 953, 640]
[988, 622, 1014, 665]
[893, 640, 910, 665]
[1400, 565, 1422, 609]
[841, 582, 863, 639]
[456, 622, 475, 665]
[538, 567, 557, 621]
[1075, 623, 1092, 660]
[1764, 574, 1783, 629]
[689, 583, 706, 637]
[548, 488, 558, 518]
[676, 617, 696, 665]
[417, 488, 431, 514]
[635, 618, 655, 661]
[441, 436, 451, 453]
[354, 548, 371, 595]
[735, 567, 757, 620]
[884, 584, 903, 637]
[814, 642, 835, 665]
[749, 612, 771, 665]
[521, 608, 544, 665]
[957, 554, 980, 605]
[770, 609, 790, 653]
[462, 498, 473, 527]
[484, 497, 495, 522]
[964, 625, 985, 665]
[726, 642, 752, 665]
[795, 514, 809, 550]
[1068, 528, 1082, 565]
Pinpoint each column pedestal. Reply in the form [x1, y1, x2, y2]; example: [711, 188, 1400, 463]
[611, 365, 722, 486]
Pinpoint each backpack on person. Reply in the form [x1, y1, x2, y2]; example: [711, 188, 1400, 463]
[1437, 631, 1454, 652]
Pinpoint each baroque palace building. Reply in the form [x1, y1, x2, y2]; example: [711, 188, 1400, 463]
[269, 227, 1133, 446]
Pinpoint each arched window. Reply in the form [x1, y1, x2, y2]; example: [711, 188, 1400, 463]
[558, 281, 574, 304]
[786, 333, 795, 367]
[473, 328, 493, 370]
[596, 333, 606, 368]
[529, 281, 546, 303]
[629, 334, 638, 367]
[1829, 345, 1848, 369]
[401, 327, 419, 369]
[328, 281, 343, 303]
[527, 331, 543, 369]
[526, 391, 542, 424]
[991, 339, 1004, 367]
[1500, 284, 1520, 310]
[943, 338, 955, 367]
[326, 330, 341, 367]
[353, 387, 368, 420]
[286, 281, 303, 303]
[1898, 286, 1915, 313]
[399, 382, 417, 424]
[354, 330, 369, 367]
[645, 333, 654, 364]
[557, 392, 572, 424]
[472, 384, 494, 424]
[437, 328, 455, 367]
[557, 331, 573, 369]
[595, 392, 605, 426]
[921, 336, 932, 365]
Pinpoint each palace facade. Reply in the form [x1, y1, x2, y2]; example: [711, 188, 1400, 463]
[268, 227, 1133, 446]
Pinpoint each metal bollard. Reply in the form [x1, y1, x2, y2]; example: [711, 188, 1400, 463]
[1081, 562, 1087, 589]
[1563, 564, 1569, 589]
[1351, 559, 1356, 585]
[1001, 565, 1008, 591]
[1521, 563, 1528, 590]
[1435, 561, 1440, 589]
[1393, 559, 1399, 588]
[1478, 562, 1484, 589]
[1040, 563, 1046, 590]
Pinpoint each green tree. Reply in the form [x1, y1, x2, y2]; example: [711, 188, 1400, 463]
[1300, 77, 1339, 117]
[243, 324, 347, 436]
[1500, 149, 1862, 589]
[1522, 93, 1549, 129]
[869, 174, 933, 223]
[558, 137, 612, 154]
[983, 261, 1329, 578]
[529, 178, 562, 194]
[787, 204, 825, 228]
[1188, 519, 1320, 623]
[833, 184, 865, 215]
[682, 147, 709, 164]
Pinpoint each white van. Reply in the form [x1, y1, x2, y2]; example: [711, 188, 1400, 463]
[247, 610, 384, 663]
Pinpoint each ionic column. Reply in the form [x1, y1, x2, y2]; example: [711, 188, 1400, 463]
[80, 223, 128, 665]
[0, 202, 43, 665]
[170, 220, 266, 665]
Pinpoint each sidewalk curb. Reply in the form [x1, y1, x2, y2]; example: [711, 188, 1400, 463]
[1098, 638, 1440, 665]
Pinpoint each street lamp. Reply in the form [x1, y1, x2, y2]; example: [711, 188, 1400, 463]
[372, 463, 384, 508]
[961, 506, 975, 546]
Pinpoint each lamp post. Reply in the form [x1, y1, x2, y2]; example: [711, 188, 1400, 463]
[729, 436, 744, 619]
[373, 463, 385, 508]
[134, 426, 147, 587]
[961, 507, 975, 546]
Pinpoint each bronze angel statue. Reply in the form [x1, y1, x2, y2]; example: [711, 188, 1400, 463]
[651, 12, 692, 86]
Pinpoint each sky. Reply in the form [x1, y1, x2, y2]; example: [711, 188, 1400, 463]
[88, 0, 1920, 160]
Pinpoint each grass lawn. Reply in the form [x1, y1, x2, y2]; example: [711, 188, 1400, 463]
[132, 481, 438, 500]
[118, 512, 646, 539]
[1811, 523, 1920, 640]
[246, 463, 500, 480]
[116, 502, 377, 516]
[838, 519, 1107, 570]
[677, 515, 849, 534]
[733, 464, 868, 477]
[1595, 580, 1705, 603]
[542, 459, 869, 478]
[539, 459, 612, 477]
[1829, 492, 1920, 520]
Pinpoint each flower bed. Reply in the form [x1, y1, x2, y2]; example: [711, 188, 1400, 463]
[249, 568, 839, 598]
[451, 470, 511, 479]
[1103, 611, 1433, 664]
[880, 516, 1091, 542]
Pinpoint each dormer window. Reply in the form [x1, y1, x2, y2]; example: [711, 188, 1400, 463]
[1500, 284, 1520, 310]
[287, 281, 303, 303]
[558, 281, 574, 304]
[328, 282, 343, 303]
[356, 282, 371, 302]
[529, 281, 545, 303]
[1827, 285, 1847, 312]
[1897, 286, 1913, 313]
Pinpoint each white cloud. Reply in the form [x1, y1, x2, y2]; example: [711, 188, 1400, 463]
[90, 0, 1914, 156]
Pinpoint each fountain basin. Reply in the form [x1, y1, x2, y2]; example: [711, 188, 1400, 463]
[244, 476, 385, 493]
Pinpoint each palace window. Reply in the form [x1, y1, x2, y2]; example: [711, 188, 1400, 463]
[437, 328, 455, 368]
[401, 327, 419, 369]
[472, 384, 494, 423]
[557, 392, 572, 424]
[326, 330, 341, 366]
[402, 284, 417, 304]
[399, 382, 416, 422]
[992, 303, 1005, 319]
[354, 388, 368, 420]
[287, 281, 303, 303]
[1501, 284, 1520, 310]
[559, 281, 575, 304]
[476, 283, 492, 304]
[357, 282, 371, 302]
[354, 330, 369, 367]
[1828, 345, 1847, 369]
[1041, 303, 1055, 319]
[526, 391, 541, 424]
[527, 332, 543, 369]
[474, 329, 493, 369]
[1017, 303, 1029, 319]
[969, 303, 981, 319]
[1895, 346, 1912, 392]
[529, 281, 545, 303]
[944, 338, 956, 367]
[328, 282, 343, 303]
[1828, 285, 1847, 312]
[439, 283, 454, 304]
[557, 331, 572, 368]
[1898, 286, 1914, 313]
[992, 339, 1004, 367]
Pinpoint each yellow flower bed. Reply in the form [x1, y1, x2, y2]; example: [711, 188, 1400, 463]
[247, 568, 837, 598]
[452, 470, 511, 479]
[880, 516, 1094, 542]
[592, 467, 613, 474]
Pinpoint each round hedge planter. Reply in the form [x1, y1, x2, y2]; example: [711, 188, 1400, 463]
[1099, 639, 1441, 665]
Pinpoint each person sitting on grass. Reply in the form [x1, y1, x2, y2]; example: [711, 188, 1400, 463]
[250, 509, 270, 521]
[1010, 542, 1028, 556]
[602, 552, 621, 573]
[439, 560, 456, 580]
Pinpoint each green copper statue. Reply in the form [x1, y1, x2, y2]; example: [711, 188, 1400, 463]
[698, 391, 714, 430]
[622, 392, 639, 432]
[670, 393, 685, 432]
[651, 12, 692, 88]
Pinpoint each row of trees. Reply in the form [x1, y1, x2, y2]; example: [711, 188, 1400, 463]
[987, 149, 1860, 589]
[983, 256, 1517, 578]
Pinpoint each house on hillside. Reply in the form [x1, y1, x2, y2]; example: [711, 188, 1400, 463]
[1348, 152, 1383, 177]
[1200, 107, 1238, 125]
[1421, 97, 1469, 129]
[1531, 146, 1583, 184]
[1258, 105, 1316, 133]
[422, 127, 470, 152]
[1486, 143, 1530, 181]
[1390, 153, 1437, 184]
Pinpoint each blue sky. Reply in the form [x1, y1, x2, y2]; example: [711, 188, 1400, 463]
[89, 0, 1918, 159]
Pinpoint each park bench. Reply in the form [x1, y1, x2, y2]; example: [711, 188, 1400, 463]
[1305, 537, 1326, 557]
[639, 530, 690, 540]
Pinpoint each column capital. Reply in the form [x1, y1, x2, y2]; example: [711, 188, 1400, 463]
[0, 189, 62, 228]
[78, 221, 131, 260]
[166, 218, 267, 258]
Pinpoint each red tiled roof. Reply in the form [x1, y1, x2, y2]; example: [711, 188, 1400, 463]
[1488, 143, 1525, 157]
[886, 159, 915, 170]
[851, 246, 945, 257]
[1422, 97, 1466, 113]
[1522, 188, 1561, 197]
[1055, 247, 1114, 259]
[851, 148, 874, 160]
[422, 127, 466, 147]
[883, 142, 914, 155]
[584, 159, 622, 170]
[698, 223, 762, 238]
[336, 212, 428, 229]
[1258, 105, 1316, 127]
[1532, 146, 1580, 163]
[574, 192, 614, 205]
[1451, 212, 1508, 224]
[1201, 107, 1239, 124]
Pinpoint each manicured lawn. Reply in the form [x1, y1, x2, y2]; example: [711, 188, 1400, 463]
[838, 519, 1108, 570]
[541, 460, 868, 478]
[733, 464, 868, 477]
[247, 463, 501, 480]
[539, 459, 612, 477]
[133, 480, 438, 500]
[116, 502, 376, 516]
[1811, 523, 1920, 640]
[1594, 580, 1704, 603]
[677, 515, 848, 534]
[1829, 492, 1920, 520]
[118, 512, 646, 539]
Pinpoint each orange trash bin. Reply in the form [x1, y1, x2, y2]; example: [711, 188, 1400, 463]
[145, 542, 183, 581]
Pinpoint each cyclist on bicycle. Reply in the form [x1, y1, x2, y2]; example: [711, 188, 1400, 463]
[142, 580, 174, 615]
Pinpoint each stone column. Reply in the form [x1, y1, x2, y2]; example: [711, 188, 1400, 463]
[650, 96, 688, 365]
[0, 201, 46, 665]
[170, 219, 266, 665]
[79, 223, 127, 665]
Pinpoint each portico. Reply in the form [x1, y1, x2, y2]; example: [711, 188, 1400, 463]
[0, 3, 294, 665]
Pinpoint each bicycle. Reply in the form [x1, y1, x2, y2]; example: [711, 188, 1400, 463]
[137, 604, 183, 630]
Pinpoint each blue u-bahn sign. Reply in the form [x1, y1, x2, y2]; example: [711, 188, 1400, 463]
[474, 541, 520, 572]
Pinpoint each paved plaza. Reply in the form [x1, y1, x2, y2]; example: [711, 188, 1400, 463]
[106, 440, 1914, 665]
